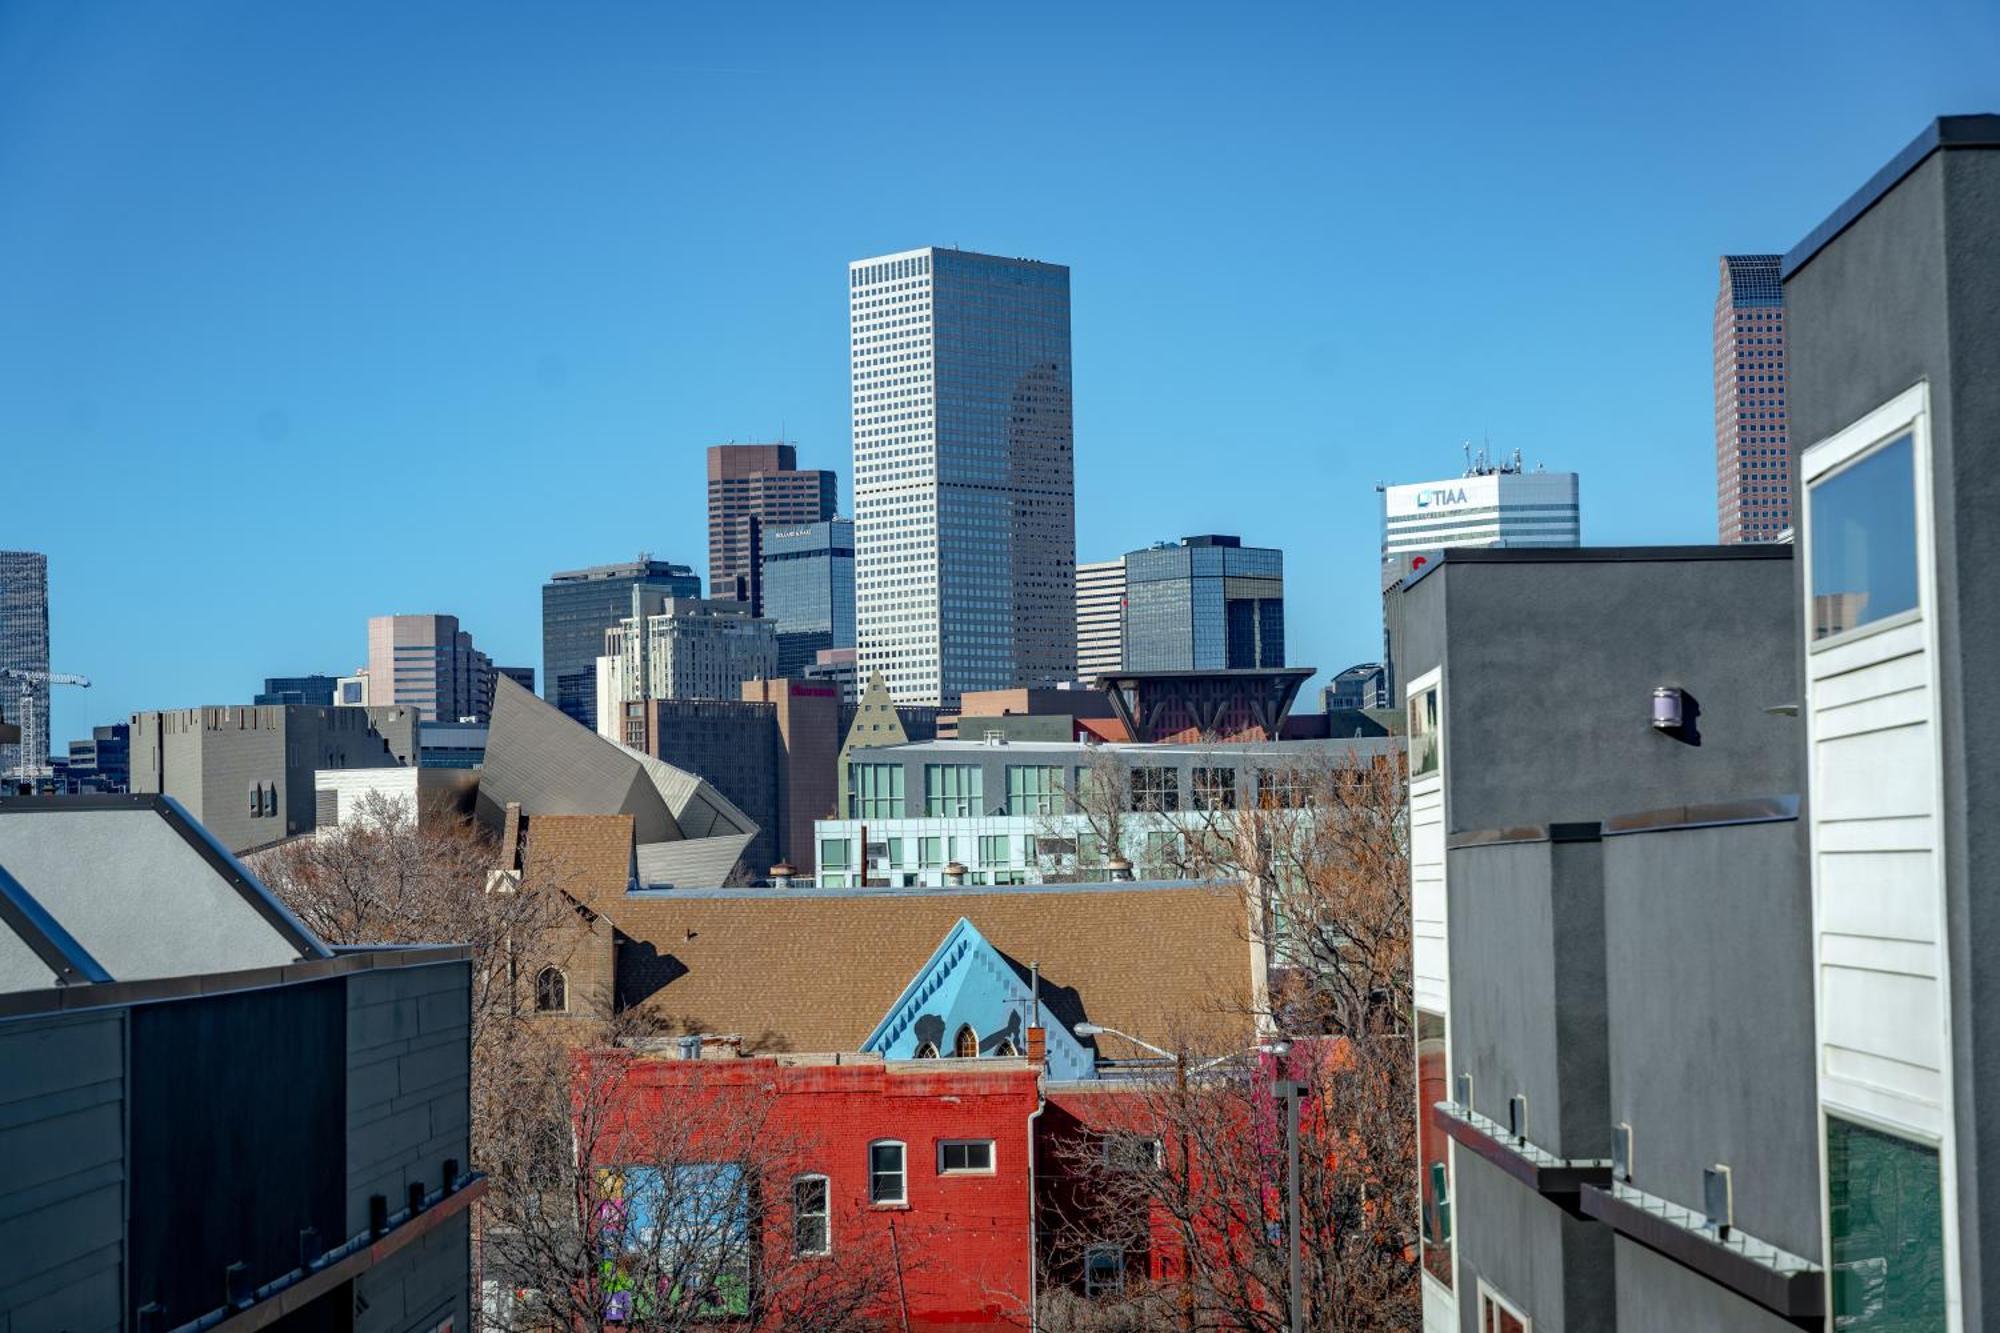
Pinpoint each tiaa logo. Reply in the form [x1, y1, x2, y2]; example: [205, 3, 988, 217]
[1416, 487, 1469, 509]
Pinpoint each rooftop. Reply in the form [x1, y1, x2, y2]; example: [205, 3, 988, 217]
[1784, 114, 2000, 280]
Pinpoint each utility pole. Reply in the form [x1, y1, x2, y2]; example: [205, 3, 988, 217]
[1275, 1077, 1310, 1333]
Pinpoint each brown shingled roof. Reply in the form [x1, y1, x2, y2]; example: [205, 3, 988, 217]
[521, 814, 637, 908]
[597, 882, 1260, 1057]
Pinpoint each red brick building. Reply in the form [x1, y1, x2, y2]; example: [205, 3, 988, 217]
[603, 1051, 1043, 1331]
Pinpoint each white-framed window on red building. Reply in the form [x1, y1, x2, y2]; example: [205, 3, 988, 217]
[792, 1175, 830, 1256]
[869, 1141, 907, 1205]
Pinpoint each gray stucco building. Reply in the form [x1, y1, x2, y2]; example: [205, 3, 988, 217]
[0, 794, 475, 1333]
[129, 703, 418, 853]
[1397, 115, 2000, 1333]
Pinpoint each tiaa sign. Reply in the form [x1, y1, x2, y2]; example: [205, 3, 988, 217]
[1415, 486, 1470, 509]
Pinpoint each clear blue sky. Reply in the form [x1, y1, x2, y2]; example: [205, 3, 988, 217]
[3, 1, 1995, 745]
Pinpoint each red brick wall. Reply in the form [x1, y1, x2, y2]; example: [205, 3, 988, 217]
[610, 1056, 1041, 1330]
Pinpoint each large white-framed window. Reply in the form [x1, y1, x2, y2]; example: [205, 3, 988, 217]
[1801, 380, 1960, 1331]
[1476, 1281, 1530, 1333]
[868, 1140, 907, 1205]
[937, 1140, 995, 1175]
[792, 1174, 831, 1257]
[1406, 663, 1454, 1321]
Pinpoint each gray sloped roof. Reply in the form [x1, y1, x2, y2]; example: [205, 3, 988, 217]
[477, 675, 756, 885]
[0, 795, 329, 992]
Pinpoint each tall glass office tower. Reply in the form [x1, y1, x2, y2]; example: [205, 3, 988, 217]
[761, 519, 855, 677]
[542, 558, 701, 730]
[849, 247, 1076, 709]
[0, 551, 50, 776]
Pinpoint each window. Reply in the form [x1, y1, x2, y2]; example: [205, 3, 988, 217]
[919, 836, 944, 868]
[1409, 682, 1441, 777]
[1193, 767, 1236, 811]
[1827, 1116, 1946, 1327]
[600, 1163, 751, 1318]
[1478, 1284, 1530, 1333]
[1130, 766, 1179, 812]
[1084, 1245, 1125, 1298]
[913, 1041, 939, 1058]
[1417, 1008, 1452, 1288]
[953, 1024, 980, 1058]
[793, 1176, 830, 1256]
[938, 1140, 994, 1174]
[1005, 764, 1062, 816]
[1258, 769, 1306, 809]
[854, 763, 905, 819]
[978, 834, 1012, 866]
[535, 966, 567, 1013]
[1101, 1133, 1163, 1173]
[925, 764, 983, 816]
[1809, 433, 1918, 640]
[869, 1141, 907, 1205]
[820, 838, 852, 870]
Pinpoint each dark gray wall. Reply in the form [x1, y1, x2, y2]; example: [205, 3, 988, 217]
[1786, 131, 2000, 1326]
[0, 1010, 125, 1333]
[1389, 552, 1798, 836]
[1454, 1149, 1616, 1332]
[1448, 838, 1608, 1162]
[1602, 819, 1819, 1261]
[1612, 1239, 1802, 1333]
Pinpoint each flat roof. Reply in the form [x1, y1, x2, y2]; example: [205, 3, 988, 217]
[1401, 542, 1792, 590]
[1784, 115, 2000, 280]
[627, 876, 1234, 901]
[845, 735, 1400, 757]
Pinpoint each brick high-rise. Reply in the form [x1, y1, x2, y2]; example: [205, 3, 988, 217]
[1713, 254, 1790, 543]
[706, 443, 838, 615]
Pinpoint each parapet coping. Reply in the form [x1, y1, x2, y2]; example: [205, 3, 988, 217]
[0, 943, 472, 1022]
[1447, 795, 1800, 851]
[624, 877, 1236, 901]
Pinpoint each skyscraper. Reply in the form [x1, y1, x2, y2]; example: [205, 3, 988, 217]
[1714, 254, 1791, 543]
[1122, 535, 1285, 672]
[366, 613, 492, 723]
[706, 444, 838, 613]
[0, 551, 51, 776]
[1379, 450, 1581, 561]
[1075, 557, 1126, 680]
[761, 518, 855, 677]
[542, 558, 701, 730]
[850, 247, 1076, 708]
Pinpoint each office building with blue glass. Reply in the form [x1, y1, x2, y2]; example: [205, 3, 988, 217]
[850, 247, 1076, 709]
[761, 518, 854, 678]
[1121, 535, 1284, 673]
[542, 558, 700, 731]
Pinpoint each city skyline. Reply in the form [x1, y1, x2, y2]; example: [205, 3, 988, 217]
[3, 2, 1994, 744]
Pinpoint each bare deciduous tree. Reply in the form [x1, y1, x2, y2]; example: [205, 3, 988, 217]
[1041, 746, 1420, 1331]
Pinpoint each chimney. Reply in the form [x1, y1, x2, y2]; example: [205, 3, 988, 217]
[770, 862, 795, 889]
[943, 861, 968, 886]
[1026, 1026, 1046, 1067]
[1105, 855, 1134, 882]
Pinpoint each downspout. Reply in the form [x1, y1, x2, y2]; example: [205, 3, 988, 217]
[1026, 962, 1045, 1333]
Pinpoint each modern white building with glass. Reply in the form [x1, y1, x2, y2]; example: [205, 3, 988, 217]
[815, 735, 1400, 889]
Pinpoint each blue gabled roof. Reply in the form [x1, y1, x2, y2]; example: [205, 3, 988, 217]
[861, 917, 1095, 1081]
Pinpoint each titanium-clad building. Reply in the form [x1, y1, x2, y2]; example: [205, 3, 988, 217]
[850, 247, 1076, 709]
[0, 551, 50, 777]
[1714, 255, 1792, 543]
[542, 558, 702, 731]
[1122, 535, 1284, 672]
[762, 518, 855, 677]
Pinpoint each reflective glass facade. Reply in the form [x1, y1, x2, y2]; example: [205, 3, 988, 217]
[850, 248, 1076, 709]
[541, 560, 700, 730]
[761, 519, 855, 677]
[1122, 536, 1284, 672]
[0, 550, 50, 774]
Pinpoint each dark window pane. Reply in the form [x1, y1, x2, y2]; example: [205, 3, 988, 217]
[1828, 1116, 1947, 1326]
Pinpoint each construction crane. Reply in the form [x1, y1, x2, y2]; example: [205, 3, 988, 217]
[0, 668, 92, 782]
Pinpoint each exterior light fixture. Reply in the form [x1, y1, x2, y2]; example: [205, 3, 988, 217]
[1612, 1122, 1633, 1182]
[1455, 1071, 1474, 1112]
[1704, 1163, 1734, 1238]
[1508, 1093, 1529, 1143]
[1652, 686, 1686, 731]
